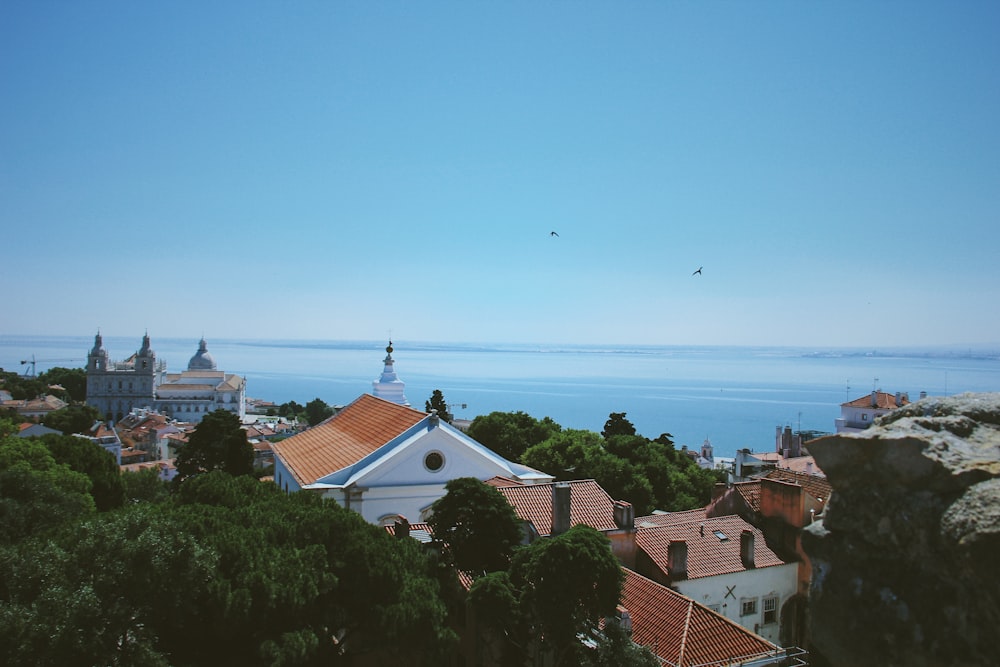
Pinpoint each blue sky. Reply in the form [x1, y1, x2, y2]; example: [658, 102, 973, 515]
[2, 2, 998, 347]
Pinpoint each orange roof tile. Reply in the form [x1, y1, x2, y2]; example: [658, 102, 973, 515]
[270, 394, 427, 487]
[622, 569, 782, 666]
[762, 468, 832, 502]
[484, 475, 525, 488]
[496, 479, 620, 536]
[636, 515, 785, 579]
[842, 390, 908, 409]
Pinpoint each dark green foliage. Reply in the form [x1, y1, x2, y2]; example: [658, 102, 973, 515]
[0, 369, 46, 400]
[601, 412, 637, 439]
[277, 400, 305, 419]
[121, 466, 170, 504]
[174, 409, 254, 482]
[425, 389, 452, 422]
[511, 524, 624, 663]
[427, 477, 523, 576]
[0, 437, 95, 544]
[40, 433, 125, 511]
[466, 410, 562, 462]
[522, 416, 725, 514]
[37, 367, 87, 402]
[304, 398, 334, 426]
[0, 471, 456, 666]
[589, 622, 660, 667]
[42, 404, 102, 435]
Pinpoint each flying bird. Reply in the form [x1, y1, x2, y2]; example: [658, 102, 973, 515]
[692, 266, 703, 276]
[550, 231, 559, 237]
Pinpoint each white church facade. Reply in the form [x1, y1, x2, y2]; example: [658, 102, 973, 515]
[272, 343, 553, 525]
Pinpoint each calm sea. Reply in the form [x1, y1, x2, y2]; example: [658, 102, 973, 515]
[3, 335, 999, 460]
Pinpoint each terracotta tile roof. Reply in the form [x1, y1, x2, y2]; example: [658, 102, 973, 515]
[636, 509, 706, 527]
[496, 479, 619, 536]
[621, 569, 782, 666]
[636, 514, 785, 579]
[734, 480, 762, 512]
[842, 390, 909, 409]
[484, 475, 524, 488]
[763, 468, 832, 503]
[270, 394, 427, 487]
[754, 452, 825, 477]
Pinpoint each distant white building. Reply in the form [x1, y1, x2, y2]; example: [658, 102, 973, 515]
[835, 390, 915, 433]
[86, 333, 245, 423]
[372, 340, 409, 406]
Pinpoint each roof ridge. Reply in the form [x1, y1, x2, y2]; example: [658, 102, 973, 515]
[676, 598, 694, 666]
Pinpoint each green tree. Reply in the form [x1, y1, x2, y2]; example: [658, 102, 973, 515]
[121, 465, 170, 504]
[38, 367, 87, 402]
[304, 397, 334, 426]
[588, 621, 660, 667]
[0, 369, 45, 400]
[511, 524, 624, 665]
[427, 477, 523, 576]
[42, 404, 102, 435]
[467, 411, 562, 462]
[174, 409, 253, 482]
[0, 436, 95, 543]
[425, 389, 452, 422]
[601, 412, 636, 439]
[278, 401, 306, 418]
[40, 433, 125, 511]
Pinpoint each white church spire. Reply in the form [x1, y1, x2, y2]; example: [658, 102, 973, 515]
[372, 340, 410, 406]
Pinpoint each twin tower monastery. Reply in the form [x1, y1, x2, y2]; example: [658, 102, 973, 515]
[85, 332, 245, 423]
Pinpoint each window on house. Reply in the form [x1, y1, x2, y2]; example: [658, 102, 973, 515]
[862, 413, 868, 421]
[741, 598, 758, 617]
[763, 596, 778, 624]
[708, 604, 721, 614]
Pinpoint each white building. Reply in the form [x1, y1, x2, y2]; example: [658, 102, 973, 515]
[835, 390, 913, 433]
[271, 393, 553, 526]
[634, 512, 799, 644]
[372, 340, 409, 406]
[85, 333, 245, 423]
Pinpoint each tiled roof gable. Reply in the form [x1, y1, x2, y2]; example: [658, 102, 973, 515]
[636, 514, 785, 579]
[271, 394, 427, 487]
[496, 479, 619, 536]
[622, 569, 781, 666]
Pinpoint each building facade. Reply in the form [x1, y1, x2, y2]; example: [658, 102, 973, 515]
[85, 333, 245, 423]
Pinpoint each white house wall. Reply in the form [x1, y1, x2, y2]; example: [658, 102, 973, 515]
[674, 562, 798, 644]
[351, 427, 514, 488]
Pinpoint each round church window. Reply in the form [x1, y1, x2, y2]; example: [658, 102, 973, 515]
[424, 451, 444, 472]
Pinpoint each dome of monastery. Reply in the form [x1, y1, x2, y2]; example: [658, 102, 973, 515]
[188, 338, 217, 370]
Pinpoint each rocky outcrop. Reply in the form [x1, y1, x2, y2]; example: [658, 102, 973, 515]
[802, 393, 1000, 667]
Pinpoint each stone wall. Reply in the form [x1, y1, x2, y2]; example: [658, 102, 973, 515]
[802, 393, 1000, 667]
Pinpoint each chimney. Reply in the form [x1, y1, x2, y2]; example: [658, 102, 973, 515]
[920, 390, 927, 400]
[613, 500, 634, 530]
[428, 410, 440, 428]
[806, 461, 814, 475]
[871, 390, 878, 407]
[895, 392, 902, 407]
[394, 517, 410, 539]
[668, 540, 688, 580]
[711, 482, 727, 502]
[551, 482, 571, 536]
[740, 529, 756, 569]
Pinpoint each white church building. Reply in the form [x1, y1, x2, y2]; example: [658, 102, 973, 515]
[271, 343, 553, 525]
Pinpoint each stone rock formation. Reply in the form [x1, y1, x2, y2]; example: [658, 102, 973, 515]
[802, 392, 1000, 667]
